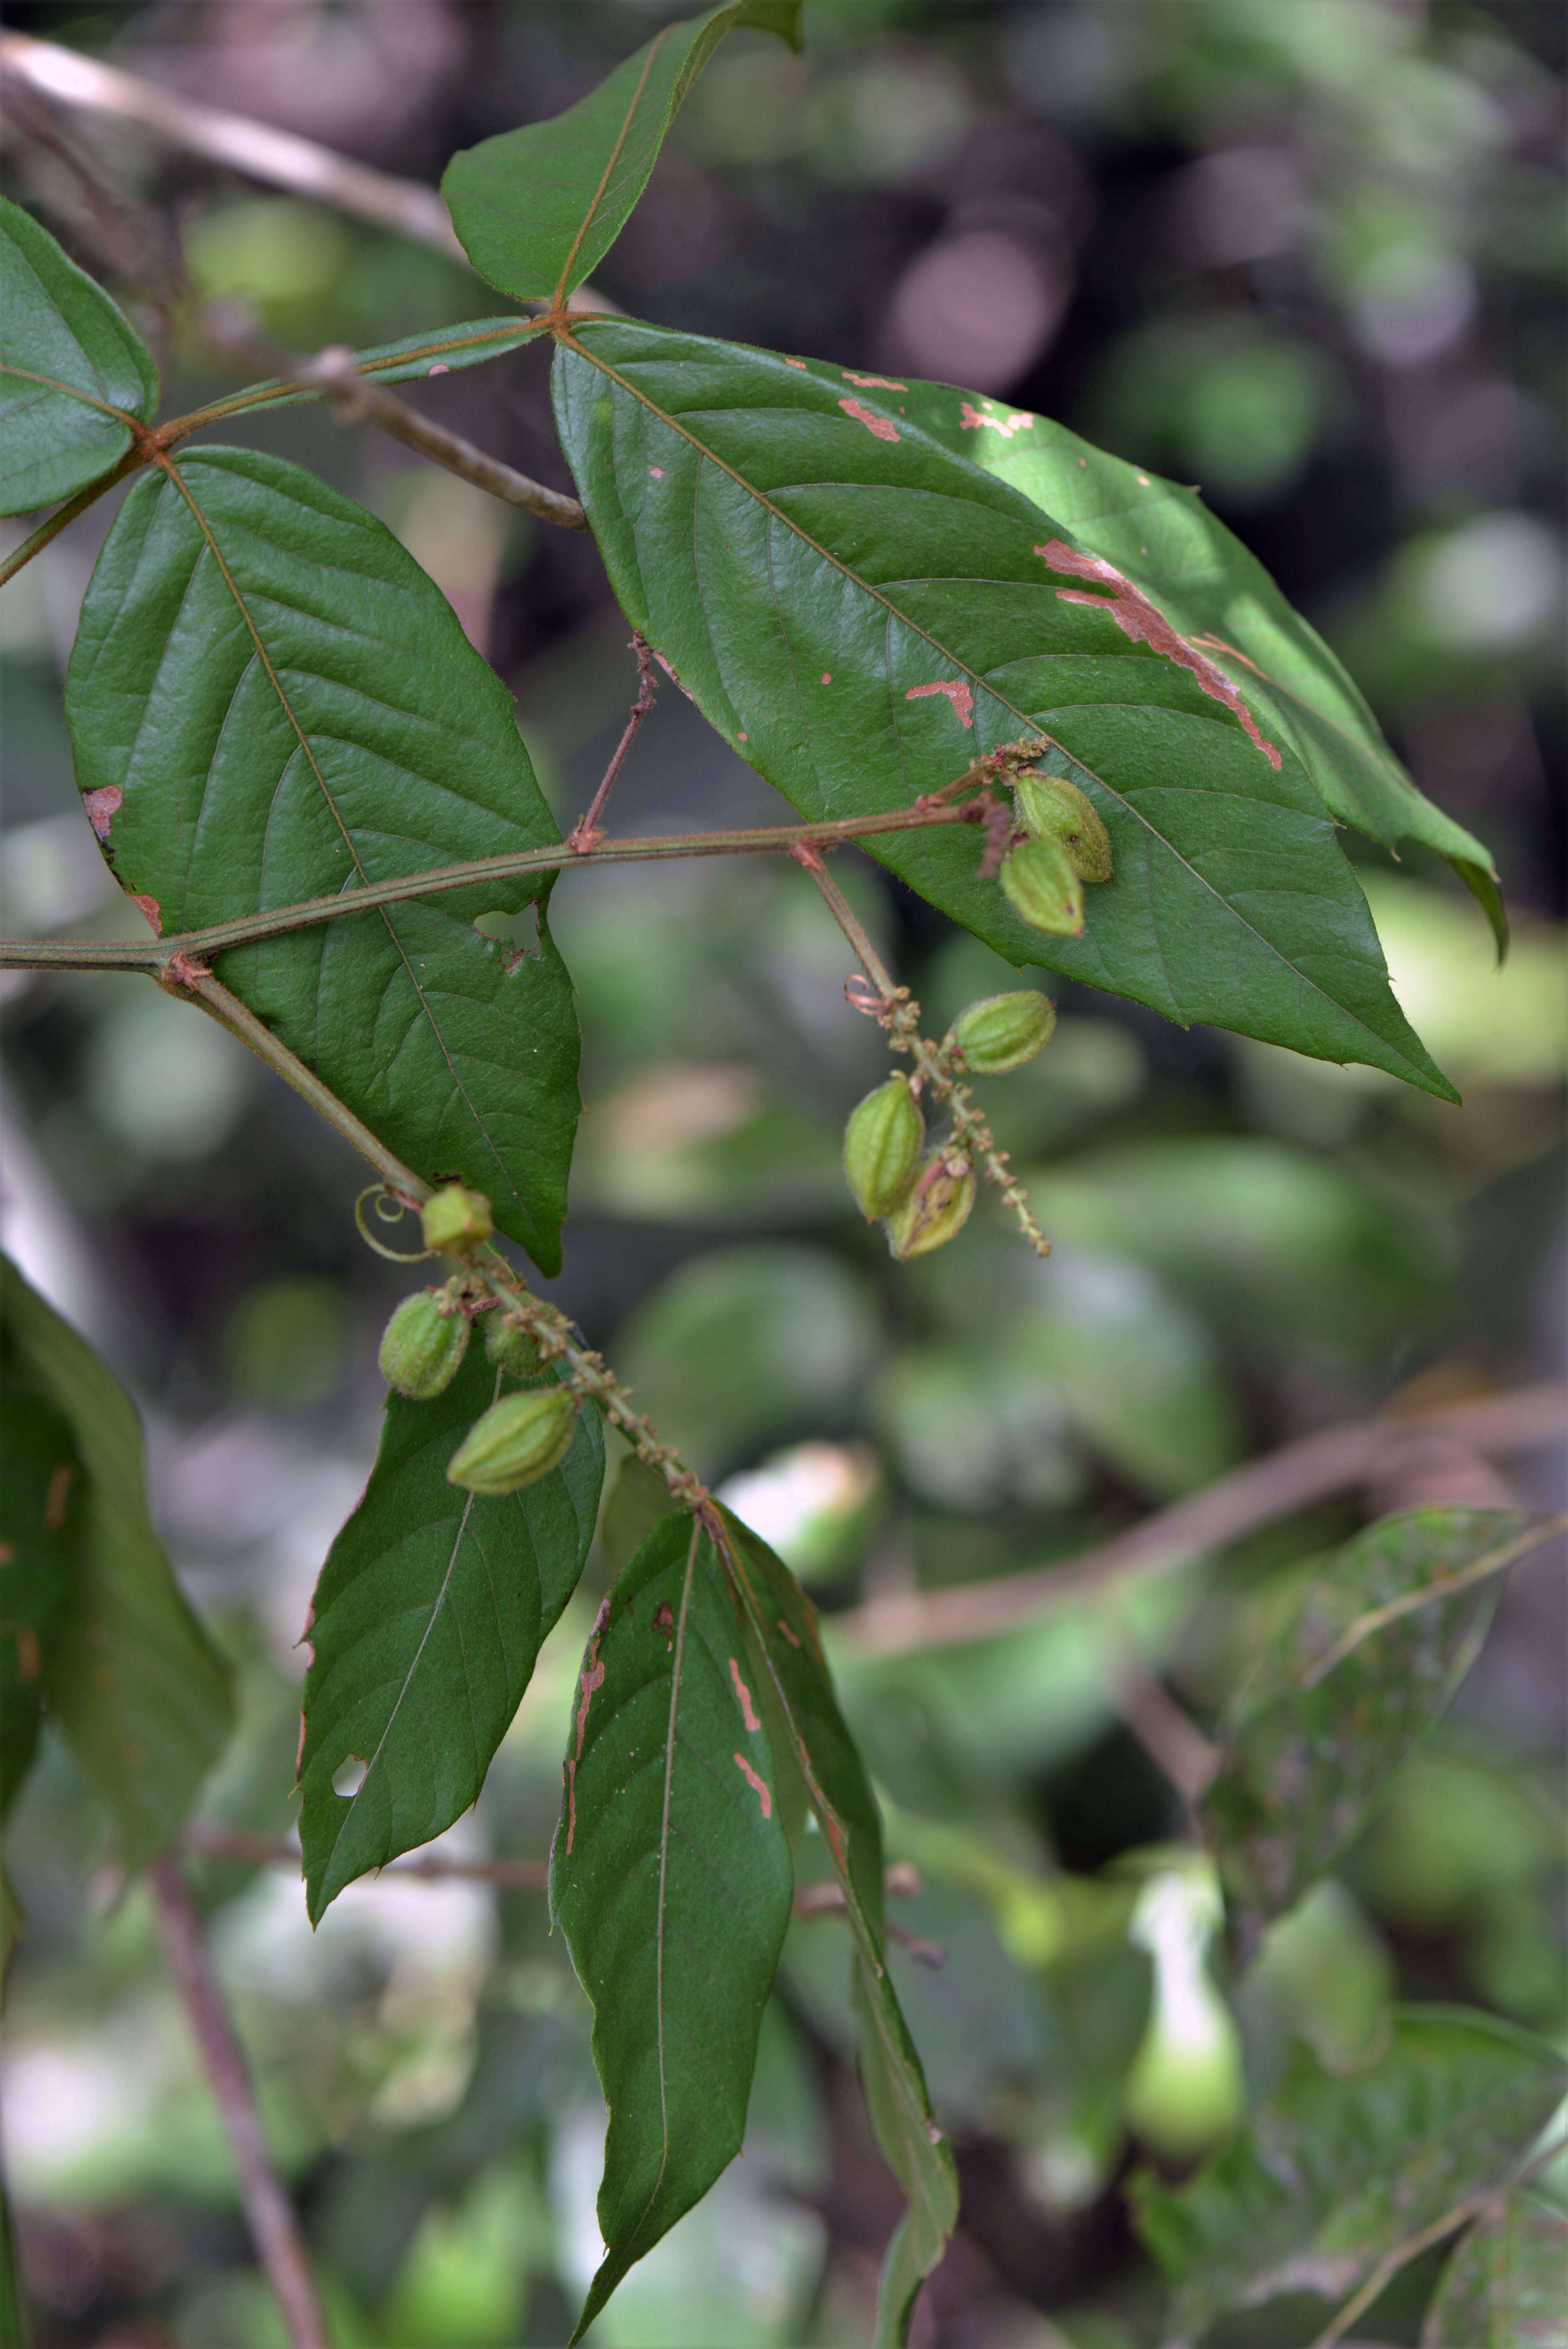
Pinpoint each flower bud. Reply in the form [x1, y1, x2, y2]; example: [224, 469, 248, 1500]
[1016, 774, 1113, 883]
[948, 991, 1056, 1074]
[885, 1155, 975, 1259]
[843, 1074, 923, 1222]
[1000, 837, 1084, 936]
[379, 1290, 469, 1400]
[421, 1183, 493, 1255]
[484, 1312, 544, 1379]
[447, 1387, 580, 1494]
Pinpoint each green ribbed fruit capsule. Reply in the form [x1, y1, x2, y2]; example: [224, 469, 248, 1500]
[1000, 836, 1084, 936]
[1016, 773, 1113, 883]
[447, 1387, 579, 1495]
[843, 1073, 924, 1222]
[483, 1312, 545, 1379]
[421, 1182, 493, 1255]
[379, 1290, 469, 1400]
[885, 1156, 976, 1260]
[948, 991, 1057, 1074]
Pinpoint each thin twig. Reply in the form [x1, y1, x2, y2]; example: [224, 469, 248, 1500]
[835, 1384, 1568, 1657]
[0, 800, 992, 973]
[148, 1856, 331, 2349]
[793, 845, 1051, 1255]
[1298, 1511, 1568, 1689]
[569, 633, 658, 850]
[304, 346, 588, 531]
[1307, 2130, 1568, 2349]
[0, 446, 144, 588]
[181, 1822, 548, 1890]
[1104, 1637, 1222, 1809]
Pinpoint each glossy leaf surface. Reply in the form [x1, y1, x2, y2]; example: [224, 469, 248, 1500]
[0, 1386, 75, 1819]
[717, 1510, 957, 2342]
[301, 1344, 602, 1920]
[900, 380, 1505, 951]
[1422, 2192, 1568, 2349]
[0, 1255, 233, 1868]
[554, 322, 1454, 1098]
[549, 1513, 792, 2340]
[66, 448, 580, 1269]
[1132, 2008, 1568, 2349]
[0, 193, 158, 514]
[443, 4, 802, 304]
[1203, 1509, 1543, 1943]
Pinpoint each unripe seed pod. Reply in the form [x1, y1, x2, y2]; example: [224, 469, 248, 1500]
[380, 1290, 469, 1400]
[843, 1073, 924, 1222]
[447, 1387, 579, 1494]
[885, 1156, 976, 1260]
[1016, 773, 1113, 883]
[421, 1183, 493, 1255]
[948, 990, 1057, 1074]
[1000, 836, 1084, 936]
[484, 1312, 544, 1379]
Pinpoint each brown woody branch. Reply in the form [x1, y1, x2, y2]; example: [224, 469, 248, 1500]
[181, 1821, 548, 1891]
[148, 1856, 331, 2349]
[836, 1383, 1567, 1657]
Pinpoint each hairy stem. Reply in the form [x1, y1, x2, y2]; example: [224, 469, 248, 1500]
[792, 847, 1051, 1256]
[302, 346, 588, 530]
[0, 801, 987, 973]
[148, 1856, 332, 2349]
[569, 632, 658, 850]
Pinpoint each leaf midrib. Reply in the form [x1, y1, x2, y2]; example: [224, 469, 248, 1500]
[563, 330, 1424, 1078]
[159, 459, 532, 1216]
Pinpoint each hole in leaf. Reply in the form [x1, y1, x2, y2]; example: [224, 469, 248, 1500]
[472, 905, 539, 962]
[333, 1754, 368, 1797]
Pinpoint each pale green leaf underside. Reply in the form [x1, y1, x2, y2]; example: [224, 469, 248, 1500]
[1133, 2009, 1568, 2348]
[0, 1255, 233, 1868]
[904, 381, 1506, 955]
[442, 2, 802, 304]
[718, 1513, 957, 2342]
[301, 1347, 602, 1921]
[549, 1513, 792, 2340]
[1203, 1508, 1536, 1939]
[0, 192, 158, 515]
[65, 447, 581, 1271]
[1422, 2192, 1568, 2349]
[224, 316, 543, 418]
[554, 322, 1456, 1102]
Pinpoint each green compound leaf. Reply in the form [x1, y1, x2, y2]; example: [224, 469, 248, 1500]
[0, 192, 158, 515]
[1422, 2192, 1568, 2349]
[553, 322, 1455, 1101]
[901, 381, 1506, 955]
[0, 1255, 234, 1870]
[443, 4, 802, 306]
[716, 1510, 957, 2345]
[549, 1512, 793, 2342]
[301, 1343, 602, 1922]
[1202, 1508, 1550, 1948]
[66, 447, 581, 1271]
[0, 1385, 76, 1825]
[1132, 2008, 1568, 2349]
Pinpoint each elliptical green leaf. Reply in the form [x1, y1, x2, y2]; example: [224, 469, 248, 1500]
[66, 447, 581, 1270]
[0, 193, 158, 515]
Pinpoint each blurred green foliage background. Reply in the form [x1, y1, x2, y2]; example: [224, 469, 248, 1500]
[0, 2, 1563, 2343]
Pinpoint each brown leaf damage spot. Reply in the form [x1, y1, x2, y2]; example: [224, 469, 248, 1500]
[17, 1627, 41, 1685]
[729, 1657, 761, 1732]
[129, 893, 164, 934]
[82, 785, 122, 842]
[1034, 539, 1282, 768]
[43, 1462, 75, 1531]
[905, 679, 975, 728]
[838, 396, 900, 443]
[784, 356, 807, 369]
[565, 1596, 611, 1856]
[653, 1602, 674, 1633]
[845, 371, 907, 390]
[776, 1616, 801, 1648]
[959, 400, 1032, 437]
[733, 1752, 772, 1819]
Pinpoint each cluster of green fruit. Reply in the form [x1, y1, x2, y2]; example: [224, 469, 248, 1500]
[376, 1185, 578, 1495]
[843, 989, 1052, 1258]
[999, 771, 1113, 936]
